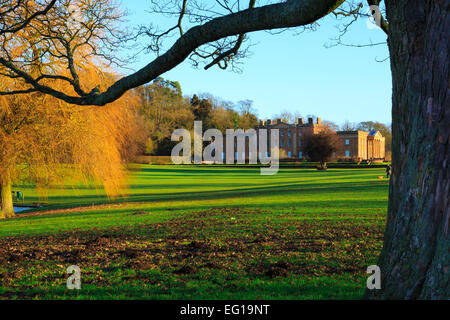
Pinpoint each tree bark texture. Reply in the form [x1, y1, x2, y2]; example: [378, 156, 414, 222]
[367, 0, 449, 299]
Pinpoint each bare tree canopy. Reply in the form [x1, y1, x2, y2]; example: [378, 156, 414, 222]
[0, 0, 361, 106]
[0, 0, 130, 98]
[0, 0, 57, 35]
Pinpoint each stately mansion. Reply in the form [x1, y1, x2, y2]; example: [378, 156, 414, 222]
[255, 118, 386, 161]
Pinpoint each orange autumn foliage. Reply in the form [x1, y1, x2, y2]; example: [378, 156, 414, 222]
[0, 67, 145, 199]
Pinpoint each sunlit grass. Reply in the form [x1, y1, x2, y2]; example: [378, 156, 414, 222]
[0, 165, 388, 300]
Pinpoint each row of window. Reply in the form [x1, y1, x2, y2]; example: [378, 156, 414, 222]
[280, 130, 303, 137]
[232, 138, 346, 149]
[280, 139, 302, 148]
[220, 151, 352, 159]
[220, 152, 305, 159]
[233, 139, 299, 149]
[277, 136, 352, 146]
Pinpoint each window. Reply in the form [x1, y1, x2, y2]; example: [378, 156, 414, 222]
[288, 129, 291, 137]
[281, 130, 285, 137]
[345, 139, 350, 145]
[288, 151, 292, 158]
[288, 138, 292, 147]
[345, 150, 350, 157]
[235, 152, 238, 159]
[299, 152, 303, 159]
[281, 140, 285, 147]
[298, 140, 302, 147]
[222, 152, 225, 160]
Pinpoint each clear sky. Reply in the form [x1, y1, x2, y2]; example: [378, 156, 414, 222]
[121, 1, 392, 126]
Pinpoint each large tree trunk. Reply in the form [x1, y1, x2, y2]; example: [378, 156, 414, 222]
[0, 177, 14, 219]
[367, 1, 449, 299]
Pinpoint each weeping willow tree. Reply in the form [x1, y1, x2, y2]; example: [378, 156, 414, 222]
[0, 69, 143, 219]
[0, 0, 145, 219]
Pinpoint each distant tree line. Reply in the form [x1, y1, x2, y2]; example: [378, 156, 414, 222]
[137, 82, 392, 157]
[138, 78, 259, 156]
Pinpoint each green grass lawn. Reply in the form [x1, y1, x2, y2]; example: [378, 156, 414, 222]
[0, 165, 388, 300]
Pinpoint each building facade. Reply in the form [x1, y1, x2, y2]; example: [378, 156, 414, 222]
[255, 117, 328, 160]
[222, 118, 386, 162]
[336, 130, 385, 161]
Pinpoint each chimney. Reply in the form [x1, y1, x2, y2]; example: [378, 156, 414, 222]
[260, 120, 265, 127]
[267, 119, 272, 126]
[308, 118, 313, 125]
[276, 118, 282, 124]
[317, 118, 322, 125]
[297, 118, 304, 125]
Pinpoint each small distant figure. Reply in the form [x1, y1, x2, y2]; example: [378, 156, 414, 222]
[386, 164, 391, 179]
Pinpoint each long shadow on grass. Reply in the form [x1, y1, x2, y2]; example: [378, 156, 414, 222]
[9, 196, 387, 230]
[23, 180, 387, 213]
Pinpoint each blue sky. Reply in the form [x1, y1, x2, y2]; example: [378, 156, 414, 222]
[122, 1, 392, 126]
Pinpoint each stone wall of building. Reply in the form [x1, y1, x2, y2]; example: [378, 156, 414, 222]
[222, 118, 386, 162]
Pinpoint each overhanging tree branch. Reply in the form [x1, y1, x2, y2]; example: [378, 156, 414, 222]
[203, 0, 256, 71]
[0, 0, 57, 35]
[2, 0, 344, 106]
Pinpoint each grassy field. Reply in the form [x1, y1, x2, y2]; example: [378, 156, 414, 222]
[0, 165, 388, 300]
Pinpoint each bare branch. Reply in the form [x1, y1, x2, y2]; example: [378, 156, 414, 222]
[326, 1, 388, 49]
[0, 0, 57, 35]
[1, 0, 345, 106]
